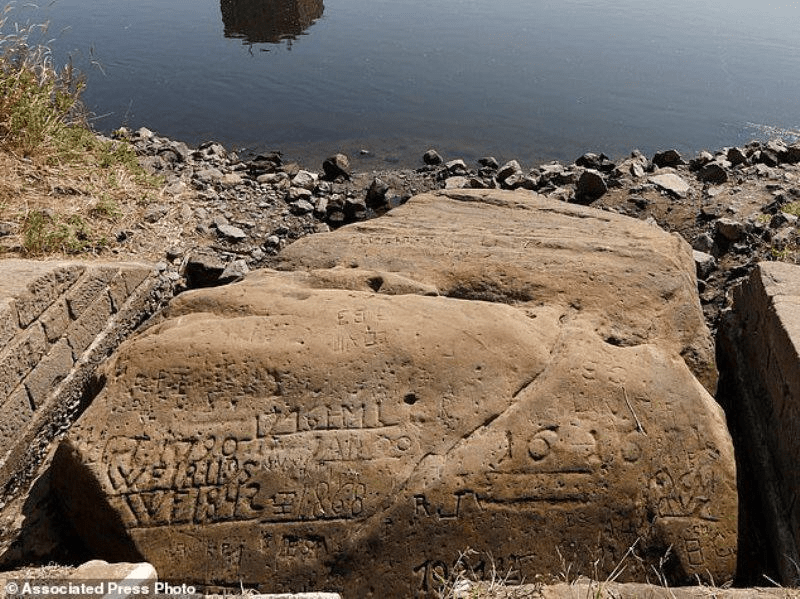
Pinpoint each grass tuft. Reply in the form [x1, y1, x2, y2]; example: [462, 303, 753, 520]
[0, 2, 165, 256]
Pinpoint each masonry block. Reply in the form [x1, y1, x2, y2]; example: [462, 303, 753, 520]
[24, 339, 75, 409]
[0, 387, 33, 460]
[65, 292, 114, 359]
[0, 323, 47, 402]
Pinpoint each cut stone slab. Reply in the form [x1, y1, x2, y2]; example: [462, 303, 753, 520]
[53, 226, 736, 595]
[277, 189, 716, 392]
[0, 260, 173, 546]
[719, 261, 800, 585]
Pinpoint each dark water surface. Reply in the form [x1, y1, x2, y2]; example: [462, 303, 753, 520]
[14, 0, 800, 168]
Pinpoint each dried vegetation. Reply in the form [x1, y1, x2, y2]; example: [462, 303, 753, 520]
[0, 3, 162, 257]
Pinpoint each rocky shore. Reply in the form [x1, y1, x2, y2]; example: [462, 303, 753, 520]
[111, 128, 800, 334]
[3, 129, 800, 597]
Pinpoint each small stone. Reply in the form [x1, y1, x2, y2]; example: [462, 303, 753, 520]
[574, 169, 608, 203]
[755, 164, 776, 178]
[265, 235, 281, 247]
[258, 172, 289, 185]
[216, 223, 247, 241]
[727, 146, 749, 166]
[444, 176, 468, 189]
[314, 196, 329, 217]
[753, 150, 779, 167]
[287, 187, 313, 202]
[715, 218, 745, 242]
[693, 250, 717, 280]
[292, 170, 318, 190]
[504, 173, 538, 190]
[496, 160, 522, 182]
[445, 159, 468, 175]
[164, 180, 186, 196]
[218, 259, 250, 284]
[166, 246, 183, 262]
[251, 248, 266, 261]
[366, 177, 391, 206]
[478, 156, 499, 169]
[183, 249, 226, 288]
[220, 173, 243, 187]
[291, 199, 315, 215]
[693, 232, 715, 253]
[148, 205, 171, 223]
[136, 127, 154, 140]
[344, 197, 367, 220]
[0, 221, 15, 236]
[649, 173, 691, 198]
[699, 162, 728, 184]
[322, 154, 351, 180]
[652, 149, 685, 168]
[689, 151, 715, 170]
[423, 149, 443, 165]
[575, 152, 615, 173]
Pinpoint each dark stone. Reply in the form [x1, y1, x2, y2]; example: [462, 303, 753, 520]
[183, 249, 226, 288]
[344, 197, 367, 221]
[785, 144, 800, 164]
[445, 159, 468, 176]
[322, 154, 351, 181]
[727, 147, 749, 166]
[575, 152, 615, 173]
[699, 162, 729, 184]
[478, 156, 499, 169]
[423, 149, 443, 165]
[574, 169, 608, 203]
[753, 150, 779, 167]
[652, 149, 685, 168]
[496, 160, 522, 183]
[366, 177, 391, 207]
[715, 218, 746, 242]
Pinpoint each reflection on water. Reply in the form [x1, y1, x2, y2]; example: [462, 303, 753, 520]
[220, 0, 324, 46]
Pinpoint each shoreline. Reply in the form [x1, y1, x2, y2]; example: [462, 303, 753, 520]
[116, 127, 800, 333]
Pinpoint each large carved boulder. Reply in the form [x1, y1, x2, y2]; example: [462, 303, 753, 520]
[53, 191, 736, 596]
[277, 189, 717, 393]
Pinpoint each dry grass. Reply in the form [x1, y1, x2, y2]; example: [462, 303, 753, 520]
[0, 2, 164, 257]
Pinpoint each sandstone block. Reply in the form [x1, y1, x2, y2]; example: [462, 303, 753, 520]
[24, 340, 74, 409]
[54, 263, 736, 595]
[39, 298, 70, 343]
[0, 260, 168, 534]
[720, 261, 800, 584]
[277, 189, 716, 392]
[0, 323, 48, 401]
[65, 292, 113, 358]
[65, 269, 117, 320]
[14, 264, 84, 327]
[0, 388, 33, 461]
[0, 303, 18, 349]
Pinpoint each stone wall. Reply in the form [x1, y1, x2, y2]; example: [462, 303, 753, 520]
[719, 261, 800, 585]
[0, 260, 171, 508]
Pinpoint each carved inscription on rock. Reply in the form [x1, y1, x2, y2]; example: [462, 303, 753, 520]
[54, 255, 737, 595]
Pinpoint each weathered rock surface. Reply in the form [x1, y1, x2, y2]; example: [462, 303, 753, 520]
[466, 581, 800, 598]
[719, 261, 800, 585]
[52, 191, 736, 596]
[278, 189, 717, 392]
[0, 260, 171, 508]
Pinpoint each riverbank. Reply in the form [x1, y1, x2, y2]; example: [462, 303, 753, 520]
[3, 128, 799, 334]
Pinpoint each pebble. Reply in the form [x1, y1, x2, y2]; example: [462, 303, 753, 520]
[216, 223, 247, 241]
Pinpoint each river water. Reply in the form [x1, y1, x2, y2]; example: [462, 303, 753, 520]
[11, 0, 800, 168]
